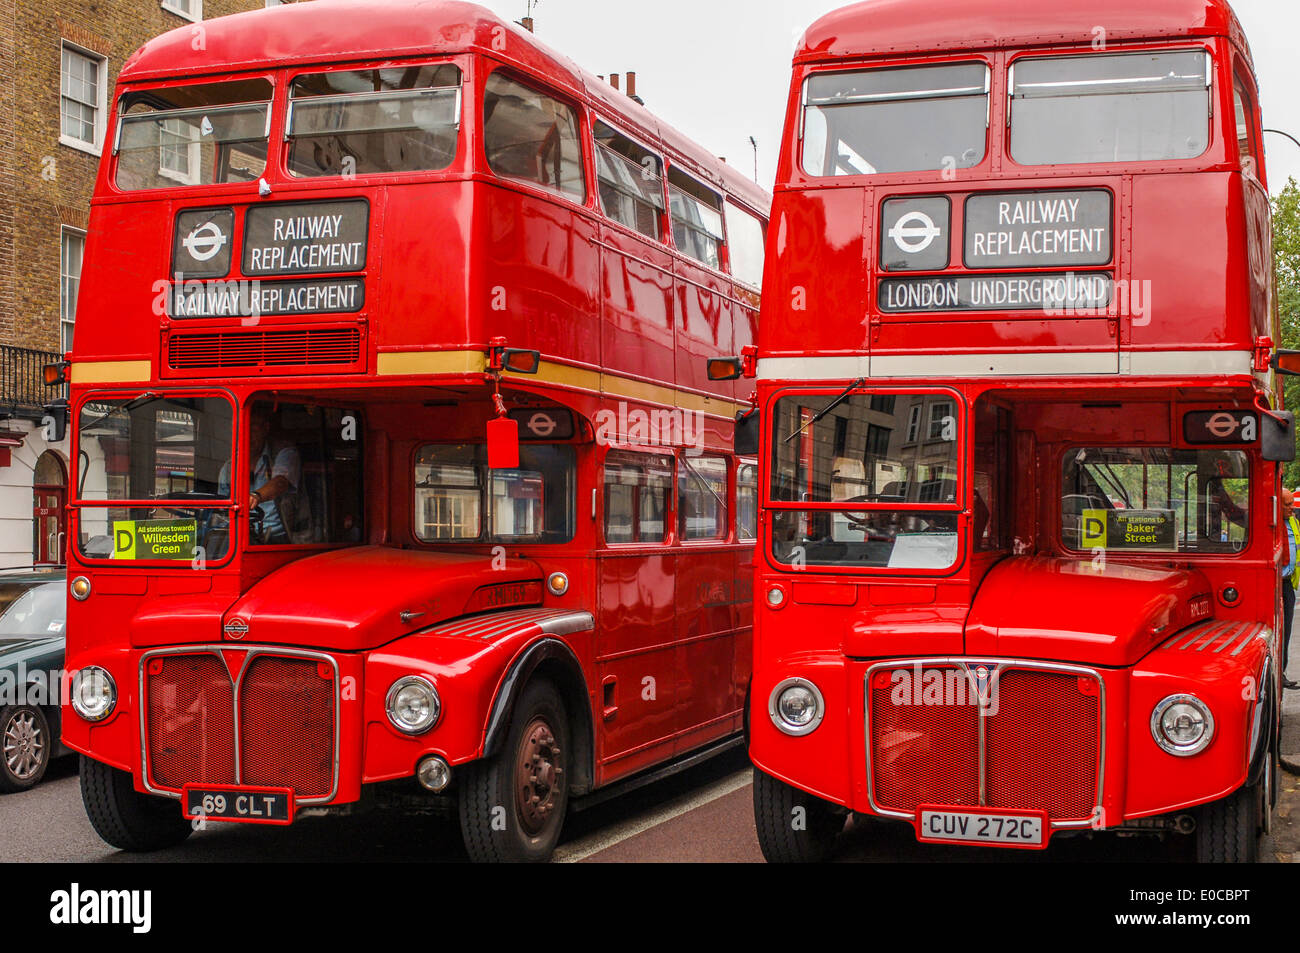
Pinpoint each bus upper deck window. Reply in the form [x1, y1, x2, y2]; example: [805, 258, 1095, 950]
[667, 169, 724, 269]
[801, 63, 988, 177]
[287, 64, 461, 177]
[114, 78, 273, 191]
[594, 120, 665, 240]
[483, 72, 585, 200]
[1010, 50, 1210, 166]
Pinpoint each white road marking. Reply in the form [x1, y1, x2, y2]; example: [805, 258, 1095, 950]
[554, 768, 753, 863]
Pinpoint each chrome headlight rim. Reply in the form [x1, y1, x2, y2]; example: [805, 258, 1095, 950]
[71, 666, 117, 722]
[385, 675, 441, 735]
[70, 576, 91, 601]
[768, 677, 825, 737]
[1150, 693, 1215, 756]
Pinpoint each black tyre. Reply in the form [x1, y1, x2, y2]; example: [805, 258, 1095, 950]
[1196, 781, 1260, 863]
[459, 680, 569, 863]
[80, 756, 193, 852]
[0, 705, 51, 793]
[753, 767, 845, 863]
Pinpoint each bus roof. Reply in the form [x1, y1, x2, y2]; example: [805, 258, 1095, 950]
[118, 0, 768, 210]
[796, 0, 1251, 66]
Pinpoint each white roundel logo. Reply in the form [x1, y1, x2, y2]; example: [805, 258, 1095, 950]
[526, 412, 556, 438]
[888, 210, 941, 254]
[182, 221, 229, 262]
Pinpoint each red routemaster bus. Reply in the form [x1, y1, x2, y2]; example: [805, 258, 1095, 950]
[56, 0, 769, 862]
[720, 0, 1292, 862]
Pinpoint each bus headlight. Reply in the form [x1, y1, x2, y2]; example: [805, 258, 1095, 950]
[1151, 694, 1214, 756]
[386, 676, 440, 735]
[769, 677, 824, 736]
[71, 667, 116, 722]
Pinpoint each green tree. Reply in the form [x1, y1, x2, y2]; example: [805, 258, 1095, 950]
[1275, 178, 1300, 485]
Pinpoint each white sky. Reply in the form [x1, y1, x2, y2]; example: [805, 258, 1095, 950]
[475, 0, 1300, 196]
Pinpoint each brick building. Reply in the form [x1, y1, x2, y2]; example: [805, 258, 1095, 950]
[0, 0, 275, 565]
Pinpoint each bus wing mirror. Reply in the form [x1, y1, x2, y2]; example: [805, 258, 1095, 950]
[502, 349, 541, 374]
[42, 399, 68, 443]
[1262, 410, 1295, 462]
[707, 357, 743, 381]
[735, 409, 760, 456]
[1272, 351, 1300, 376]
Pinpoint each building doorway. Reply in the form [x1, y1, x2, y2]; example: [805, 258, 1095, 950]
[32, 451, 67, 565]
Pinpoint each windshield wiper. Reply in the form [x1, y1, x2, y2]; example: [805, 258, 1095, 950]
[78, 392, 160, 433]
[784, 378, 866, 444]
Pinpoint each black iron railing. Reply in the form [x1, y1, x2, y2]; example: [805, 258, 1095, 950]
[0, 345, 66, 422]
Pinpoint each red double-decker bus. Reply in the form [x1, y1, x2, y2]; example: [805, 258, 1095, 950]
[728, 0, 1291, 862]
[58, 0, 769, 862]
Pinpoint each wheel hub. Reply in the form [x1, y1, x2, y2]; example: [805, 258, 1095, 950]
[516, 717, 563, 835]
[3, 711, 44, 781]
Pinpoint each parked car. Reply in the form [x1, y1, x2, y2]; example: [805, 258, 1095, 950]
[0, 568, 67, 792]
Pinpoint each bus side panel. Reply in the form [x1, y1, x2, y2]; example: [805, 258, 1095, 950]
[593, 552, 677, 783]
[762, 189, 867, 356]
[475, 182, 600, 369]
[598, 222, 675, 395]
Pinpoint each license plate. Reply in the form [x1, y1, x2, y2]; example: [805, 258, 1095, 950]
[914, 805, 1048, 849]
[182, 785, 295, 826]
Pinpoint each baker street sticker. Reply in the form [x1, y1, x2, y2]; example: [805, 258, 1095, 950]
[1080, 509, 1176, 551]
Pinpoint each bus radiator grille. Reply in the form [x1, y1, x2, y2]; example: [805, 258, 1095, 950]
[239, 656, 335, 798]
[868, 665, 1100, 822]
[146, 654, 237, 790]
[144, 651, 337, 799]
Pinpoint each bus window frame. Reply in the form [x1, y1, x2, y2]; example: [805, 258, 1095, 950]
[108, 72, 280, 197]
[592, 115, 669, 245]
[796, 54, 994, 183]
[480, 65, 590, 207]
[600, 444, 679, 550]
[281, 58, 467, 182]
[1004, 42, 1220, 172]
[70, 386, 240, 569]
[238, 397, 367, 552]
[1231, 60, 1264, 186]
[411, 439, 579, 547]
[761, 385, 968, 579]
[677, 451, 732, 545]
[1054, 441, 1255, 560]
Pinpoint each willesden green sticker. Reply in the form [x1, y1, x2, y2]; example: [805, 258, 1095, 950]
[112, 519, 198, 560]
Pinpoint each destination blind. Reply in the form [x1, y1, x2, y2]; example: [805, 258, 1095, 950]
[168, 277, 365, 318]
[878, 271, 1112, 312]
[965, 190, 1112, 269]
[244, 199, 370, 276]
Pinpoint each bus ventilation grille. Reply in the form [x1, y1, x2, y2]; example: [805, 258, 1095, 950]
[166, 328, 362, 371]
[144, 651, 336, 800]
[868, 665, 1100, 823]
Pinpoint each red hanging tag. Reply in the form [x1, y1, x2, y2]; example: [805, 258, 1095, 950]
[487, 416, 519, 470]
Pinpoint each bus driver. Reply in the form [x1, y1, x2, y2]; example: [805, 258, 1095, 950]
[219, 403, 303, 545]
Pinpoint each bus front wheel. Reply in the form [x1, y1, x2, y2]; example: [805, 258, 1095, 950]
[753, 767, 845, 863]
[1195, 780, 1261, 863]
[459, 679, 569, 863]
[80, 756, 193, 852]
